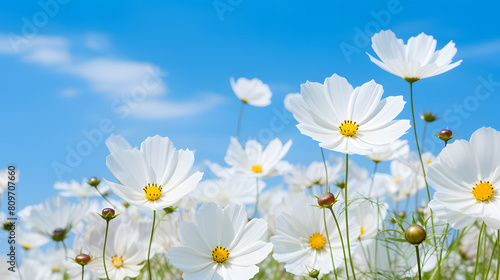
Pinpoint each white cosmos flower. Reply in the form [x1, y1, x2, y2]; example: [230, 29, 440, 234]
[19, 197, 91, 240]
[365, 139, 409, 162]
[167, 202, 273, 280]
[271, 198, 360, 276]
[428, 127, 500, 229]
[104, 134, 203, 211]
[230, 77, 272, 107]
[192, 174, 265, 207]
[54, 178, 109, 197]
[285, 158, 343, 193]
[285, 74, 410, 155]
[367, 30, 462, 82]
[0, 168, 19, 195]
[225, 137, 292, 178]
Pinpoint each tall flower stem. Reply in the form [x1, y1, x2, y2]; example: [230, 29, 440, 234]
[415, 245, 422, 280]
[344, 154, 357, 280]
[497, 230, 500, 280]
[323, 208, 339, 280]
[421, 121, 428, 153]
[252, 178, 260, 218]
[236, 101, 245, 139]
[147, 210, 157, 280]
[94, 187, 118, 209]
[62, 240, 68, 259]
[320, 148, 330, 192]
[329, 208, 350, 279]
[367, 161, 379, 197]
[473, 222, 486, 279]
[81, 265, 84, 280]
[103, 220, 111, 280]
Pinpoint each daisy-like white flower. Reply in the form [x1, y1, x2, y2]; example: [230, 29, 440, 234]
[104, 134, 203, 211]
[19, 197, 91, 241]
[167, 202, 273, 280]
[18, 228, 50, 250]
[192, 174, 265, 207]
[224, 137, 292, 178]
[285, 158, 343, 193]
[428, 127, 500, 229]
[0, 167, 19, 195]
[54, 177, 109, 197]
[230, 77, 272, 107]
[386, 151, 435, 202]
[349, 198, 387, 241]
[271, 198, 360, 276]
[285, 74, 410, 155]
[367, 30, 462, 82]
[365, 139, 409, 162]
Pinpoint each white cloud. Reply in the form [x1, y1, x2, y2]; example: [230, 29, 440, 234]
[0, 33, 226, 119]
[460, 39, 500, 59]
[129, 94, 228, 119]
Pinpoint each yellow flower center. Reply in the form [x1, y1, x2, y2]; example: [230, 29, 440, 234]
[426, 160, 432, 165]
[252, 165, 263, 173]
[143, 183, 162, 202]
[309, 233, 326, 250]
[22, 244, 31, 250]
[339, 120, 359, 137]
[393, 176, 402, 184]
[472, 180, 494, 202]
[359, 225, 365, 239]
[241, 99, 248, 104]
[112, 256, 124, 268]
[212, 246, 229, 263]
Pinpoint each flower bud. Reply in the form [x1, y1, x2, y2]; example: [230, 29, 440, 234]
[405, 224, 427, 245]
[75, 254, 92, 266]
[419, 111, 438, 123]
[99, 208, 118, 222]
[309, 269, 320, 278]
[87, 177, 101, 187]
[318, 192, 335, 207]
[397, 211, 406, 219]
[435, 128, 457, 143]
[52, 228, 68, 242]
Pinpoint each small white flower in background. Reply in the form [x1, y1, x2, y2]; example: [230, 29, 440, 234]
[367, 29, 462, 82]
[349, 199, 388, 241]
[428, 127, 500, 229]
[458, 225, 495, 260]
[54, 177, 110, 198]
[285, 158, 343, 193]
[285, 74, 410, 155]
[0, 168, 19, 195]
[225, 137, 292, 178]
[192, 174, 265, 207]
[271, 197, 360, 276]
[19, 196, 91, 240]
[386, 151, 435, 202]
[104, 134, 203, 211]
[17, 228, 50, 250]
[365, 139, 409, 163]
[345, 173, 391, 200]
[230, 77, 272, 107]
[167, 202, 273, 280]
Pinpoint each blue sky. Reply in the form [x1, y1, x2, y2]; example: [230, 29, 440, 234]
[1, 0, 500, 210]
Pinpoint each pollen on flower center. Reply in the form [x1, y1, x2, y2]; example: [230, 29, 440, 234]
[339, 120, 359, 137]
[111, 255, 124, 268]
[143, 183, 162, 202]
[359, 225, 365, 238]
[309, 233, 326, 250]
[472, 180, 494, 202]
[393, 176, 402, 184]
[212, 246, 229, 263]
[252, 165, 263, 173]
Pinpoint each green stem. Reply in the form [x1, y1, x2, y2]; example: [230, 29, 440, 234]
[344, 154, 357, 280]
[320, 148, 330, 192]
[81, 265, 84, 280]
[236, 101, 245, 139]
[94, 187, 118, 209]
[252, 178, 260, 218]
[323, 208, 339, 280]
[421, 122, 428, 153]
[103, 220, 111, 280]
[16, 259, 23, 280]
[62, 240, 68, 259]
[147, 210, 157, 280]
[415, 245, 422, 280]
[486, 233, 497, 280]
[497, 230, 500, 280]
[367, 161, 379, 198]
[473, 222, 486, 279]
[329, 208, 350, 279]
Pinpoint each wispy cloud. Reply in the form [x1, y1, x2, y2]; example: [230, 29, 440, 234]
[0, 33, 226, 119]
[460, 39, 500, 59]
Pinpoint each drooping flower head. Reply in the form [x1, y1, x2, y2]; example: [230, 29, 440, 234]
[285, 74, 410, 155]
[104, 134, 203, 211]
[230, 77, 272, 107]
[367, 30, 462, 82]
[428, 127, 500, 229]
